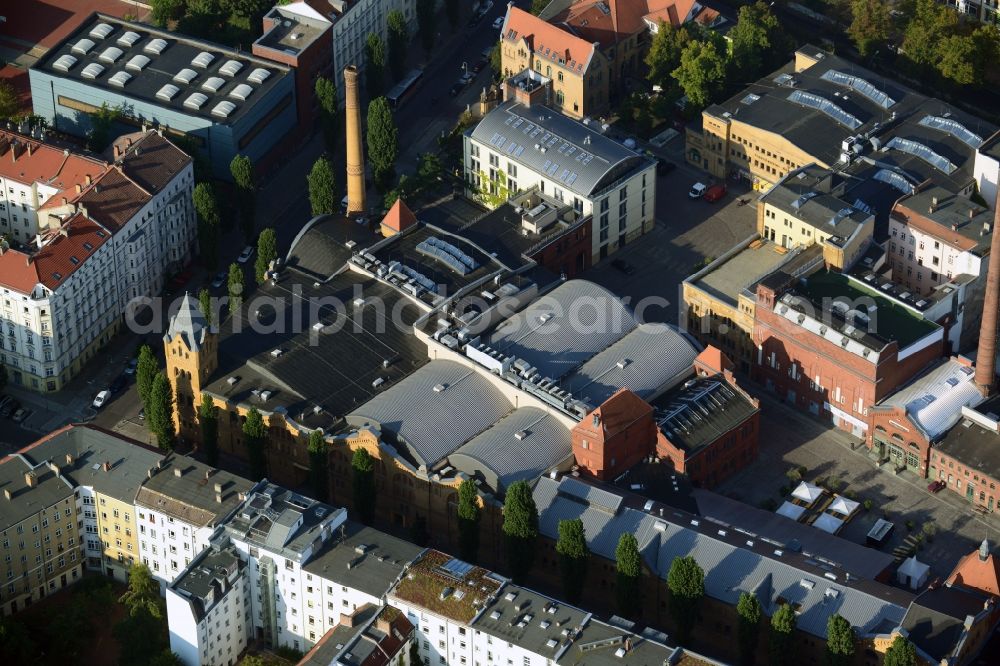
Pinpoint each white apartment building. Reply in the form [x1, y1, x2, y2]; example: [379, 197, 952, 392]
[465, 96, 656, 261]
[0, 129, 195, 392]
[135, 454, 256, 592]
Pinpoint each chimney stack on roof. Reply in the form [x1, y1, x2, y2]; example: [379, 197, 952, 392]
[974, 187, 1000, 396]
[113, 144, 121, 160]
[102, 461, 111, 472]
[75, 184, 82, 194]
[2, 488, 10, 501]
[24, 471, 36, 488]
[174, 467, 183, 478]
[65, 453, 74, 466]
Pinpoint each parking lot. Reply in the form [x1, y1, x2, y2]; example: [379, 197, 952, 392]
[717, 392, 999, 579]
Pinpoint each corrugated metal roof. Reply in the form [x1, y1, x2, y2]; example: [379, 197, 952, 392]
[349, 360, 513, 469]
[488, 280, 637, 381]
[880, 359, 981, 440]
[448, 407, 572, 493]
[533, 476, 910, 639]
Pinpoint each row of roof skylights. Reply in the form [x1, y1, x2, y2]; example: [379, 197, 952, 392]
[787, 90, 863, 130]
[820, 69, 896, 109]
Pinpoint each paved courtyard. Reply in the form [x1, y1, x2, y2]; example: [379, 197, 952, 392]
[718, 392, 999, 579]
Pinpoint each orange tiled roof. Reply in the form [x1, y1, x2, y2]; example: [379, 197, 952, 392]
[0, 131, 105, 196]
[587, 388, 654, 433]
[552, 0, 700, 48]
[381, 198, 417, 233]
[503, 6, 597, 74]
[75, 167, 149, 234]
[695, 345, 733, 374]
[0, 213, 109, 293]
[948, 541, 1000, 597]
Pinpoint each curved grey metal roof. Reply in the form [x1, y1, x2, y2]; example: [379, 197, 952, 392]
[348, 360, 513, 469]
[468, 100, 650, 198]
[488, 280, 637, 381]
[562, 323, 699, 406]
[448, 407, 572, 493]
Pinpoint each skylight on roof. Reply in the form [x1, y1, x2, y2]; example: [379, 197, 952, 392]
[174, 68, 197, 84]
[821, 69, 896, 109]
[192, 52, 215, 68]
[885, 136, 957, 174]
[108, 71, 132, 88]
[184, 93, 208, 110]
[117, 31, 141, 48]
[156, 84, 180, 101]
[918, 115, 983, 149]
[126, 54, 150, 72]
[787, 90, 862, 130]
[72, 38, 95, 55]
[201, 76, 225, 93]
[53, 55, 77, 72]
[89, 23, 114, 40]
[144, 38, 168, 55]
[872, 168, 915, 194]
[741, 93, 760, 105]
[229, 83, 253, 101]
[98, 47, 124, 64]
[247, 68, 271, 84]
[211, 101, 237, 118]
[81, 63, 105, 80]
[219, 60, 243, 77]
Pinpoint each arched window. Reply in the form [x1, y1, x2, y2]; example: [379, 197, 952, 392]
[555, 91, 564, 106]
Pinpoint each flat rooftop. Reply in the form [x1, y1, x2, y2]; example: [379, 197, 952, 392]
[391, 550, 504, 624]
[32, 13, 290, 126]
[792, 270, 939, 348]
[934, 395, 1000, 481]
[285, 216, 384, 281]
[654, 377, 759, 456]
[203, 269, 429, 431]
[691, 238, 817, 306]
[471, 585, 592, 661]
[171, 545, 243, 620]
[255, 6, 330, 56]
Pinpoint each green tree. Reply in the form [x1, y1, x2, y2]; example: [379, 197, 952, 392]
[826, 614, 856, 666]
[227, 262, 244, 313]
[230, 154, 256, 241]
[615, 533, 642, 617]
[193, 182, 221, 270]
[88, 102, 122, 152]
[136, 344, 159, 410]
[729, 1, 786, 82]
[120, 563, 162, 618]
[255, 227, 277, 284]
[737, 591, 762, 666]
[365, 33, 386, 97]
[367, 97, 399, 192]
[848, 0, 891, 58]
[445, 0, 460, 28]
[308, 155, 338, 216]
[198, 288, 214, 326]
[149, 652, 185, 666]
[490, 44, 502, 80]
[148, 371, 175, 450]
[417, 152, 443, 189]
[502, 480, 539, 583]
[114, 602, 168, 666]
[902, 0, 957, 73]
[199, 393, 219, 466]
[387, 11, 409, 80]
[316, 76, 339, 153]
[667, 555, 704, 645]
[556, 518, 589, 604]
[0, 617, 36, 663]
[352, 448, 376, 525]
[244, 407, 267, 480]
[457, 478, 481, 563]
[150, 0, 185, 26]
[0, 81, 19, 121]
[883, 635, 916, 666]
[240, 657, 267, 666]
[672, 40, 727, 110]
[383, 173, 415, 210]
[967, 26, 1000, 87]
[531, 0, 549, 15]
[646, 22, 691, 93]
[770, 603, 797, 666]
[416, 0, 437, 54]
[307, 429, 329, 502]
[222, 0, 270, 21]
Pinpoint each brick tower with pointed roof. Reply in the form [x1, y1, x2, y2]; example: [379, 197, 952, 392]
[164, 293, 218, 437]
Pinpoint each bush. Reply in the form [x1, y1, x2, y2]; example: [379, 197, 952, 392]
[863, 499, 873, 511]
[785, 467, 803, 483]
[779, 484, 790, 497]
[905, 520, 915, 531]
[922, 522, 937, 542]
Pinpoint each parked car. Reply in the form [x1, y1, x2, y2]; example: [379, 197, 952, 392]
[237, 246, 254, 264]
[110, 375, 127, 394]
[0, 399, 19, 418]
[124, 357, 139, 375]
[138, 407, 145, 421]
[211, 270, 227, 289]
[472, 56, 489, 73]
[92, 390, 111, 409]
[611, 258, 636, 275]
[492, 16, 504, 29]
[927, 480, 946, 493]
[11, 408, 28, 424]
[703, 183, 727, 202]
[688, 182, 707, 199]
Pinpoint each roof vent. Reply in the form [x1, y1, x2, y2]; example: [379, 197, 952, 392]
[514, 430, 529, 440]
[227, 376, 239, 385]
[433, 383, 447, 393]
[174, 467, 183, 477]
[616, 358, 629, 369]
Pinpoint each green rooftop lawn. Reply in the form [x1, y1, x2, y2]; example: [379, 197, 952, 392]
[795, 271, 939, 348]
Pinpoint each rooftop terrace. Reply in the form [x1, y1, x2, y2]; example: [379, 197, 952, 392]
[392, 550, 504, 624]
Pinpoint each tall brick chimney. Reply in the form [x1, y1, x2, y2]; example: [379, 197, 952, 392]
[974, 188, 1000, 395]
[343, 66, 366, 217]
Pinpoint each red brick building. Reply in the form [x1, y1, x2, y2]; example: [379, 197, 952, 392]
[931, 395, 1000, 512]
[752, 269, 945, 437]
[572, 389, 656, 481]
[654, 348, 760, 488]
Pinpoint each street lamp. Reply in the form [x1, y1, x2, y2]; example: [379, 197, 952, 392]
[462, 62, 469, 76]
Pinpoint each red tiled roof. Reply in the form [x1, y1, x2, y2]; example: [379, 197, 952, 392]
[587, 388, 654, 434]
[0, 130, 105, 196]
[695, 345, 733, 375]
[503, 6, 597, 74]
[381, 198, 417, 233]
[552, 0, 701, 48]
[76, 167, 148, 234]
[0, 213, 109, 293]
[948, 544, 1000, 597]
